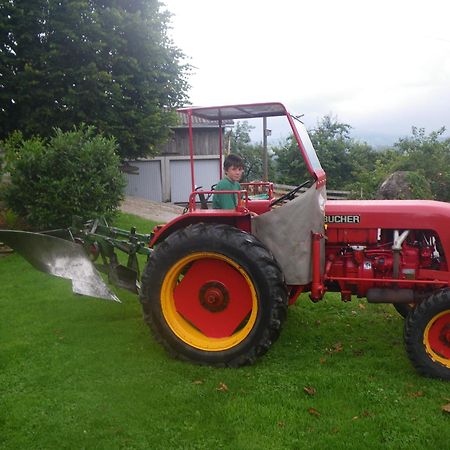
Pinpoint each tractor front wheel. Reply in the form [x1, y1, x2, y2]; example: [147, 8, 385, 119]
[140, 223, 288, 367]
[404, 289, 450, 379]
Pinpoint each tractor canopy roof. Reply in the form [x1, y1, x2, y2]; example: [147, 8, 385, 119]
[177, 102, 325, 184]
[177, 102, 288, 121]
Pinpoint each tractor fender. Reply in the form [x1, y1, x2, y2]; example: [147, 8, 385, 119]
[149, 210, 252, 247]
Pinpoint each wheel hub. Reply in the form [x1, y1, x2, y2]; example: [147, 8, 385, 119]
[441, 324, 450, 347]
[199, 282, 229, 312]
[426, 311, 450, 363]
[172, 258, 254, 338]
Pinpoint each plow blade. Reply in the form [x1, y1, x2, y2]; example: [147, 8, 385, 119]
[0, 230, 120, 302]
[108, 264, 139, 294]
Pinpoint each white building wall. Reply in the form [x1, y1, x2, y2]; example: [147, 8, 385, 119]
[170, 156, 220, 203]
[125, 155, 220, 204]
[124, 159, 163, 202]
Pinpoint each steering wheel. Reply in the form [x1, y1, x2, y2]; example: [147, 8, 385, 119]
[270, 180, 311, 207]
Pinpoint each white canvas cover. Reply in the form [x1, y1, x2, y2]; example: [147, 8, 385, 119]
[252, 183, 326, 285]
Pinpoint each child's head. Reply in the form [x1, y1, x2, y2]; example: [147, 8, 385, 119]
[224, 154, 243, 171]
[223, 154, 244, 182]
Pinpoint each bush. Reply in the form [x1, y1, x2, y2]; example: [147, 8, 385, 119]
[3, 126, 126, 229]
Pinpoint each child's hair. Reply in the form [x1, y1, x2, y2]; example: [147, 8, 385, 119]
[224, 154, 243, 170]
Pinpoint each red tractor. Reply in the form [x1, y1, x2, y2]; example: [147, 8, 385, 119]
[2, 102, 449, 379]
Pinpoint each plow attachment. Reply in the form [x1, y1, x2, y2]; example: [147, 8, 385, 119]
[0, 219, 153, 302]
[0, 230, 120, 301]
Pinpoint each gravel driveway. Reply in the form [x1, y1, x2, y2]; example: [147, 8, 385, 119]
[120, 196, 184, 223]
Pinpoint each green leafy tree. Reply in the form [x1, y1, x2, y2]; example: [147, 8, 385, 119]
[272, 135, 309, 185]
[393, 127, 450, 201]
[404, 171, 433, 199]
[339, 127, 450, 200]
[3, 126, 125, 229]
[0, 0, 190, 159]
[226, 121, 273, 181]
[346, 147, 402, 198]
[309, 115, 354, 190]
[273, 115, 362, 189]
[273, 116, 450, 200]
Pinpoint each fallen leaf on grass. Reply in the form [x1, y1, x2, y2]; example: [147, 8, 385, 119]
[308, 407, 320, 417]
[54, 329, 64, 340]
[303, 386, 317, 396]
[334, 342, 343, 352]
[352, 349, 364, 356]
[358, 303, 366, 310]
[277, 421, 285, 428]
[216, 382, 229, 392]
[353, 411, 371, 420]
[192, 380, 203, 385]
[408, 391, 424, 398]
[327, 342, 343, 354]
[442, 403, 450, 414]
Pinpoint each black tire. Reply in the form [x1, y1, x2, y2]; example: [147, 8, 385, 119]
[404, 290, 450, 379]
[140, 223, 288, 367]
[393, 303, 414, 318]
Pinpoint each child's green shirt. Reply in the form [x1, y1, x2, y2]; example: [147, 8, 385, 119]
[212, 177, 241, 209]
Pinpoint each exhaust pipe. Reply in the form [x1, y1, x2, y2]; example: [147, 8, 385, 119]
[367, 288, 427, 304]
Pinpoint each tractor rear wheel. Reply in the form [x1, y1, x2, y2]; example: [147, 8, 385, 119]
[140, 223, 288, 367]
[404, 290, 450, 379]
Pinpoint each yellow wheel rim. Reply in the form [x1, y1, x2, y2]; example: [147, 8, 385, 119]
[161, 252, 258, 351]
[423, 309, 450, 368]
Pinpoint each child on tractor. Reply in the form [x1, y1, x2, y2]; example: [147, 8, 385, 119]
[212, 154, 244, 209]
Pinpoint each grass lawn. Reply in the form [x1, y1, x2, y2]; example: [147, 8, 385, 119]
[1, 213, 449, 449]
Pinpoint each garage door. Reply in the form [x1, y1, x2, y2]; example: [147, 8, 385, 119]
[170, 158, 220, 203]
[124, 160, 163, 202]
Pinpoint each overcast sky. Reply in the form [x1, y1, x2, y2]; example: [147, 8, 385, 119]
[162, 0, 450, 145]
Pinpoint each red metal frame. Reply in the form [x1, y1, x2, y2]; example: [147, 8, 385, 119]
[326, 200, 450, 251]
[152, 103, 450, 310]
[177, 102, 327, 194]
[324, 200, 450, 287]
[188, 190, 250, 212]
[310, 232, 325, 301]
[152, 102, 329, 303]
[188, 110, 195, 193]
